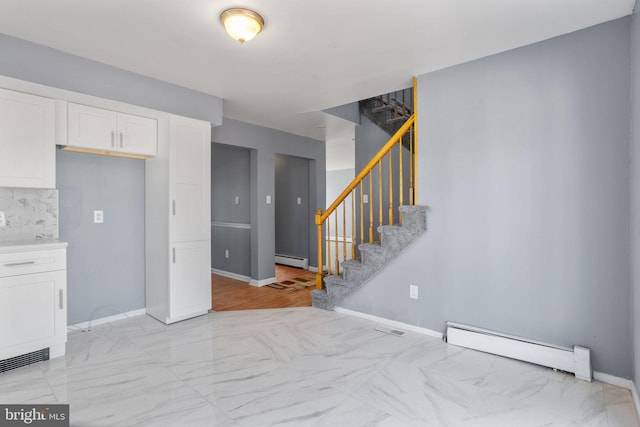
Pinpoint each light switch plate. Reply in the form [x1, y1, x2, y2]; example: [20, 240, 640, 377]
[0, 211, 6, 227]
[409, 285, 419, 299]
[94, 210, 104, 224]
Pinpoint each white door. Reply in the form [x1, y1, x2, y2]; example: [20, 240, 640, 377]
[169, 116, 211, 242]
[68, 103, 117, 151]
[117, 112, 157, 156]
[0, 88, 55, 188]
[169, 241, 211, 321]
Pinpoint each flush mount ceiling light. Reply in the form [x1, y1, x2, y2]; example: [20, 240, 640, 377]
[220, 8, 264, 44]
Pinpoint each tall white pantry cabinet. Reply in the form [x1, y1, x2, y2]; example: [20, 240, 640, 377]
[145, 115, 212, 324]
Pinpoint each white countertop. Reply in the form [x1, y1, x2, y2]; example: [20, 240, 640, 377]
[0, 239, 68, 253]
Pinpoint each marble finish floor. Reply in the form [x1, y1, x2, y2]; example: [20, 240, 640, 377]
[1, 307, 639, 426]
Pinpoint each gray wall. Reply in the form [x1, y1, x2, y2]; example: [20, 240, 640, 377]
[323, 102, 360, 125]
[57, 150, 145, 325]
[275, 154, 310, 259]
[631, 12, 640, 388]
[343, 18, 633, 377]
[211, 143, 251, 277]
[0, 33, 222, 124]
[211, 118, 325, 281]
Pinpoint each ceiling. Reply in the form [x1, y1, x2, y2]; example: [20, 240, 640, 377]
[0, 0, 634, 141]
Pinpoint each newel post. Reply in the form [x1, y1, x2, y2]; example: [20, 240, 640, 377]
[315, 208, 323, 289]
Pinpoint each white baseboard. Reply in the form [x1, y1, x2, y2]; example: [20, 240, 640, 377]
[330, 309, 640, 419]
[275, 254, 308, 270]
[633, 382, 640, 422]
[334, 307, 443, 339]
[593, 371, 640, 421]
[593, 371, 634, 390]
[68, 308, 146, 331]
[250, 277, 276, 287]
[308, 265, 326, 273]
[211, 268, 251, 282]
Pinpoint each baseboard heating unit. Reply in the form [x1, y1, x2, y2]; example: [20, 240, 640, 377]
[445, 322, 592, 381]
[275, 254, 309, 270]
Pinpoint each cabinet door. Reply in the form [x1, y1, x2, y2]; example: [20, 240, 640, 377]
[0, 270, 66, 360]
[169, 241, 211, 322]
[117, 112, 157, 156]
[0, 88, 55, 188]
[68, 103, 118, 151]
[169, 116, 211, 242]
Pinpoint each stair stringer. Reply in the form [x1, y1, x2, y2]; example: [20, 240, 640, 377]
[311, 205, 428, 310]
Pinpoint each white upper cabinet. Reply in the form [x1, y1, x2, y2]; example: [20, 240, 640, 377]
[67, 103, 157, 157]
[117, 112, 158, 156]
[0, 88, 56, 188]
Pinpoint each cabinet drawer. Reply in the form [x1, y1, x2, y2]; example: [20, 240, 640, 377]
[0, 249, 66, 277]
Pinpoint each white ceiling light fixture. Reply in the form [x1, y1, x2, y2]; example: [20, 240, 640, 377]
[220, 8, 265, 44]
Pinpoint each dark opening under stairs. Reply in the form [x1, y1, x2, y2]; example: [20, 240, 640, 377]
[311, 205, 427, 310]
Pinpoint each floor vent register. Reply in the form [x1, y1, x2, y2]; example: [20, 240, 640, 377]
[0, 348, 49, 374]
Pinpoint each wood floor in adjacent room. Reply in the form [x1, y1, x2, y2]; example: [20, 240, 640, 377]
[211, 265, 315, 311]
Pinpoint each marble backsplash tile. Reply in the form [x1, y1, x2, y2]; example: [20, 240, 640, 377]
[0, 188, 58, 241]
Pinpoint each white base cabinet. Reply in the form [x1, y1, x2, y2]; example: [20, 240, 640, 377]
[146, 115, 211, 324]
[0, 243, 67, 361]
[169, 241, 211, 322]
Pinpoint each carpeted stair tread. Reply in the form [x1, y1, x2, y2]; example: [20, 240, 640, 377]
[311, 205, 428, 310]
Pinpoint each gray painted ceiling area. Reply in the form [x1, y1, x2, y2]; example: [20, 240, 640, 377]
[0, 0, 634, 140]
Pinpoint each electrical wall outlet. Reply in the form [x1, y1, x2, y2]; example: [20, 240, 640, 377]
[409, 285, 419, 300]
[266, 195, 272, 204]
[235, 196, 240, 205]
[297, 197, 302, 205]
[94, 210, 104, 224]
[224, 249, 230, 259]
[0, 211, 6, 227]
[363, 194, 369, 204]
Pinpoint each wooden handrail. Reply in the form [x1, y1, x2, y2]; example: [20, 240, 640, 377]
[316, 114, 415, 225]
[315, 77, 418, 289]
[413, 76, 418, 203]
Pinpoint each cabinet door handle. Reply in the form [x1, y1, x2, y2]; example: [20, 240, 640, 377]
[59, 289, 64, 310]
[172, 248, 176, 264]
[4, 261, 35, 267]
[119, 132, 124, 148]
[172, 200, 176, 216]
[111, 131, 115, 148]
